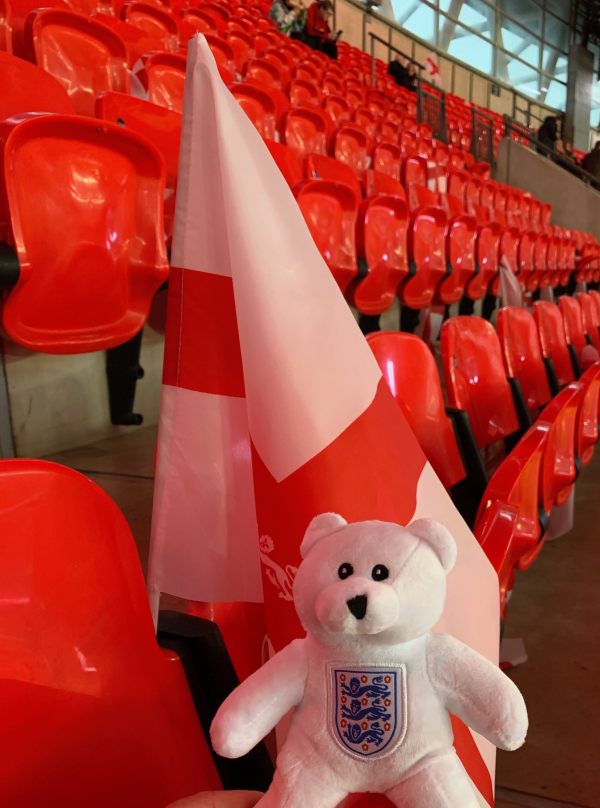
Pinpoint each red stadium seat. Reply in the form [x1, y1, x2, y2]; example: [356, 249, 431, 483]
[94, 13, 165, 66]
[229, 82, 277, 140]
[181, 7, 219, 35]
[202, 32, 237, 81]
[331, 123, 371, 174]
[265, 139, 303, 187]
[537, 385, 581, 508]
[294, 179, 357, 293]
[558, 295, 592, 370]
[0, 459, 221, 807]
[371, 140, 402, 180]
[577, 291, 600, 351]
[0, 0, 12, 52]
[321, 94, 351, 124]
[283, 105, 331, 157]
[224, 27, 255, 73]
[441, 316, 523, 459]
[304, 153, 360, 199]
[26, 9, 129, 116]
[437, 197, 477, 305]
[367, 332, 466, 489]
[121, 2, 179, 51]
[137, 52, 186, 112]
[0, 50, 75, 118]
[244, 55, 284, 89]
[0, 113, 169, 353]
[497, 306, 551, 417]
[534, 300, 576, 387]
[517, 230, 536, 291]
[288, 78, 321, 107]
[401, 200, 447, 310]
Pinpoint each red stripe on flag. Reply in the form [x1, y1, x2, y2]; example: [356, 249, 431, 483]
[251, 378, 426, 650]
[451, 715, 495, 805]
[163, 267, 245, 397]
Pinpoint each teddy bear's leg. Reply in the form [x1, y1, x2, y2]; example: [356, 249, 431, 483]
[385, 752, 481, 808]
[255, 760, 348, 808]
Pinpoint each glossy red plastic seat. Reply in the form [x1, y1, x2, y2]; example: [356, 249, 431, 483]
[244, 55, 283, 89]
[294, 179, 357, 293]
[0, 114, 169, 353]
[462, 220, 501, 302]
[304, 153, 360, 199]
[534, 300, 576, 387]
[367, 331, 466, 489]
[322, 93, 351, 124]
[371, 140, 402, 180]
[497, 306, 551, 416]
[332, 123, 371, 174]
[0, 459, 220, 807]
[137, 52, 186, 112]
[0, 0, 12, 52]
[538, 384, 581, 508]
[180, 7, 218, 35]
[436, 197, 477, 305]
[474, 424, 547, 616]
[26, 9, 129, 116]
[577, 291, 600, 351]
[558, 294, 595, 368]
[441, 316, 520, 453]
[264, 139, 303, 187]
[0, 50, 75, 118]
[229, 82, 277, 140]
[288, 78, 320, 107]
[224, 27, 254, 73]
[400, 201, 447, 310]
[94, 13, 164, 66]
[517, 230, 536, 290]
[283, 105, 331, 157]
[121, 2, 179, 51]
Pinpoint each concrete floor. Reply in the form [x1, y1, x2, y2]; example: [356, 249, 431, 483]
[45, 426, 600, 807]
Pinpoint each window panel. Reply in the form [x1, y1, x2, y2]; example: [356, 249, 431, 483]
[501, 0, 543, 34]
[443, 21, 494, 73]
[542, 47, 567, 80]
[400, 2, 436, 44]
[459, 0, 495, 39]
[545, 0, 570, 23]
[500, 16, 541, 68]
[544, 80, 566, 110]
[591, 108, 600, 129]
[544, 15, 569, 51]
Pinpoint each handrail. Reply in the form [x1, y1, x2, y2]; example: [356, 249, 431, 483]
[503, 117, 600, 194]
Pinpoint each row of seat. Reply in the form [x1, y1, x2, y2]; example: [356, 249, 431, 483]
[368, 293, 600, 616]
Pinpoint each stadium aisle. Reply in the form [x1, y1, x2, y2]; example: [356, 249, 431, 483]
[45, 427, 600, 808]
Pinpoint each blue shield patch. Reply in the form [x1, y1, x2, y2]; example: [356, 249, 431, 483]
[328, 664, 407, 760]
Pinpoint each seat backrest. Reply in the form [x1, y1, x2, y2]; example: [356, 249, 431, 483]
[283, 105, 330, 157]
[0, 459, 220, 807]
[367, 332, 466, 489]
[578, 291, 600, 332]
[27, 9, 129, 117]
[533, 300, 575, 387]
[333, 123, 370, 174]
[138, 52, 186, 112]
[371, 140, 402, 180]
[228, 81, 277, 140]
[264, 139, 303, 187]
[0, 51, 75, 119]
[363, 169, 405, 198]
[497, 306, 551, 414]
[122, 2, 179, 50]
[321, 93, 351, 124]
[0, 113, 169, 353]
[441, 316, 520, 449]
[537, 384, 581, 510]
[558, 294, 588, 358]
[96, 91, 182, 188]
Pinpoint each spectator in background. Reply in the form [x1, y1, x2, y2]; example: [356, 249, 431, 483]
[582, 141, 600, 180]
[305, 0, 339, 59]
[564, 140, 578, 164]
[537, 115, 559, 154]
[388, 57, 409, 87]
[269, 0, 306, 37]
[406, 62, 418, 91]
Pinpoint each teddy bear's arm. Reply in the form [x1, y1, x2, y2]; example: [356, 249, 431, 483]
[210, 638, 308, 759]
[426, 633, 528, 751]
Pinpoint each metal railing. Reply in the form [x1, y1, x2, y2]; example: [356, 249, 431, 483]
[471, 108, 494, 166]
[503, 117, 600, 194]
[416, 80, 446, 142]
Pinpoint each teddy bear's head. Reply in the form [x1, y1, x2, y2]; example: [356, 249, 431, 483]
[293, 514, 456, 648]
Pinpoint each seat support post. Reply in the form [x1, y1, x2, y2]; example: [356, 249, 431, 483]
[106, 330, 145, 426]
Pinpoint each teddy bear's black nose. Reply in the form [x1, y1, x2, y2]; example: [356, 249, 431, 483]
[347, 595, 368, 620]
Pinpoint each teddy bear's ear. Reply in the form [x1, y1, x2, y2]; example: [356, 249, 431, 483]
[408, 518, 457, 573]
[300, 513, 348, 558]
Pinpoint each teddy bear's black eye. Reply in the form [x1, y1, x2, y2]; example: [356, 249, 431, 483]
[338, 562, 354, 580]
[372, 564, 389, 581]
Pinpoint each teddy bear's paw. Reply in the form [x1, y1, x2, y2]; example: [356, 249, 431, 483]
[210, 721, 250, 759]
[497, 731, 527, 752]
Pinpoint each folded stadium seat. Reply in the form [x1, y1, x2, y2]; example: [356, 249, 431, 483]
[441, 316, 530, 472]
[283, 105, 331, 157]
[560, 233, 577, 289]
[226, 16, 254, 35]
[517, 230, 537, 292]
[367, 331, 487, 525]
[224, 28, 254, 72]
[529, 197, 542, 232]
[0, 0, 12, 52]
[577, 291, 600, 350]
[229, 82, 277, 140]
[96, 91, 181, 238]
[400, 153, 429, 210]
[558, 295, 600, 372]
[264, 139, 303, 187]
[541, 201, 553, 234]
[488, 225, 520, 299]
[293, 60, 322, 83]
[25, 9, 129, 116]
[540, 229, 559, 290]
[534, 300, 579, 389]
[0, 460, 222, 808]
[474, 424, 548, 617]
[331, 123, 371, 175]
[94, 14, 166, 66]
[371, 140, 402, 180]
[436, 195, 478, 306]
[401, 188, 447, 318]
[536, 384, 582, 509]
[293, 179, 358, 294]
[531, 231, 549, 292]
[0, 113, 169, 352]
[506, 189, 523, 229]
[121, 2, 179, 51]
[353, 106, 380, 139]
[322, 93, 351, 125]
[0, 50, 76, 118]
[244, 55, 284, 90]
[288, 78, 321, 107]
[136, 52, 186, 112]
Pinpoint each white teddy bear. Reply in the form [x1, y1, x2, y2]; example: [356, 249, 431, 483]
[211, 514, 528, 807]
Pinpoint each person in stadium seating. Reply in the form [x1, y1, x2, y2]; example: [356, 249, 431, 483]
[536, 115, 558, 154]
[388, 57, 409, 87]
[305, 0, 339, 59]
[581, 141, 600, 180]
[269, 0, 306, 37]
[406, 61, 418, 91]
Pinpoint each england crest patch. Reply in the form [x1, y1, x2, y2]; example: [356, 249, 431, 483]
[328, 663, 407, 760]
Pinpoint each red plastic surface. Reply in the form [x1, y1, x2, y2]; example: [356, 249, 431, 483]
[245, 55, 284, 89]
[0, 0, 12, 52]
[0, 459, 221, 807]
[225, 27, 255, 73]
[229, 82, 277, 140]
[27, 9, 129, 116]
[576, 291, 600, 351]
[0, 113, 169, 353]
[401, 205, 447, 309]
[138, 52, 186, 112]
[533, 301, 575, 387]
[283, 105, 331, 157]
[464, 220, 500, 301]
[0, 50, 75, 118]
[371, 140, 402, 180]
[304, 153, 361, 200]
[497, 306, 551, 415]
[538, 384, 581, 509]
[121, 2, 179, 51]
[294, 179, 357, 293]
[322, 93, 351, 124]
[332, 123, 371, 174]
[368, 331, 466, 489]
[441, 316, 520, 450]
[264, 139, 303, 188]
[559, 294, 590, 361]
[437, 213, 477, 304]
